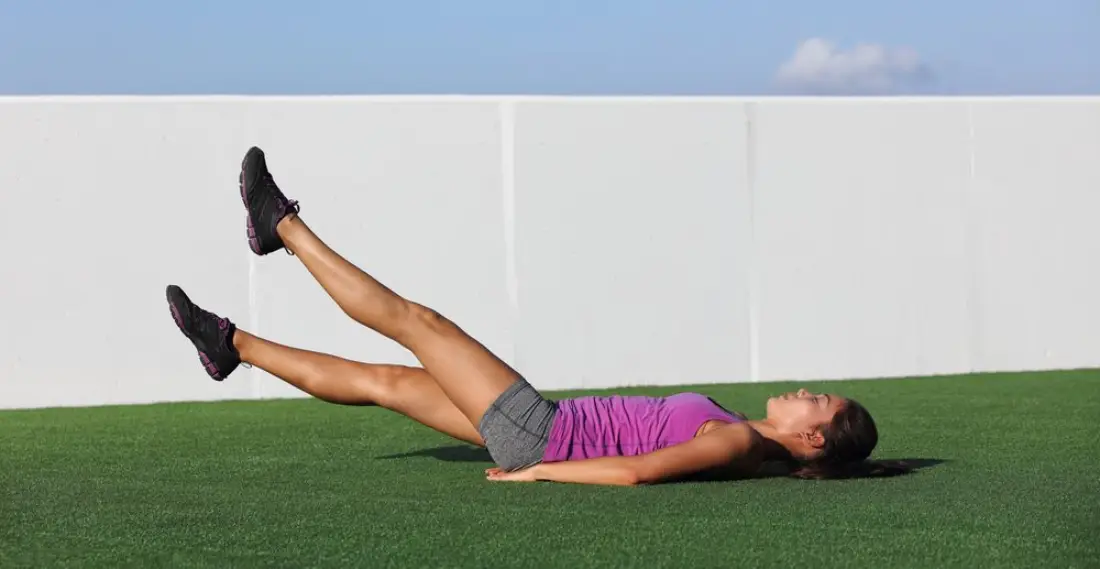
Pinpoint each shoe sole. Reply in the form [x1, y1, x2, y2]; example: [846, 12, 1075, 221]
[239, 148, 262, 254]
[166, 285, 190, 338]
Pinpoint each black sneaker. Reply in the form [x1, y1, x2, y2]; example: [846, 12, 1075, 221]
[239, 146, 300, 255]
[165, 285, 241, 381]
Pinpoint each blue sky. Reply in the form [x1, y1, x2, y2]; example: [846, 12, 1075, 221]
[1, 0, 1097, 95]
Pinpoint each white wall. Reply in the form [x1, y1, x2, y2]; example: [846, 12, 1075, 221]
[1, 96, 1097, 409]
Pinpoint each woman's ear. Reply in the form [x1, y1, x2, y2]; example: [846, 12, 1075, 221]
[782, 429, 826, 460]
[799, 428, 826, 451]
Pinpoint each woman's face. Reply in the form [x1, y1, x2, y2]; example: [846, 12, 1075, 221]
[766, 388, 847, 435]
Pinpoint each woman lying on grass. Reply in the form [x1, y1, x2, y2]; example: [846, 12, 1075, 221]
[166, 147, 910, 486]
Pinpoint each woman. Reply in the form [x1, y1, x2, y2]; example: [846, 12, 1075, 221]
[166, 147, 906, 486]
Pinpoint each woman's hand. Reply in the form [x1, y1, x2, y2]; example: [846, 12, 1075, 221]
[485, 466, 538, 482]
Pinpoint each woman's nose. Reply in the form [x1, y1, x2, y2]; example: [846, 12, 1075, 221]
[797, 388, 808, 397]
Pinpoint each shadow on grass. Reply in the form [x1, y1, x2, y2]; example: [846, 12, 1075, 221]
[377, 445, 493, 463]
[378, 446, 949, 482]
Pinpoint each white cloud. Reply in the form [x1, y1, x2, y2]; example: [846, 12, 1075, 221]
[775, 38, 932, 94]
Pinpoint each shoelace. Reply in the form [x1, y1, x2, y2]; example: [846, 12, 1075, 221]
[258, 171, 300, 258]
[211, 312, 251, 368]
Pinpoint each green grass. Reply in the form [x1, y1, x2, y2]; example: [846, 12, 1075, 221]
[2, 370, 1098, 568]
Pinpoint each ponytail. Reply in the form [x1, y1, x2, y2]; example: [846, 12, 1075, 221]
[789, 458, 914, 480]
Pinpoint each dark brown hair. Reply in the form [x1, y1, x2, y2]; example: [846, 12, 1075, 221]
[788, 398, 913, 480]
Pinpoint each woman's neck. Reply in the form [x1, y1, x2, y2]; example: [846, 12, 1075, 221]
[746, 419, 797, 462]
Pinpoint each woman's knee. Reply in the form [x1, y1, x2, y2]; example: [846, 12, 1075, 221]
[361, 365, 418, 409]
[398, 302, 458, 341]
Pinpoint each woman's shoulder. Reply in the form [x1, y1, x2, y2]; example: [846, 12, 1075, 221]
[676, 422, 766, 481]
[716, 422, 767, 475]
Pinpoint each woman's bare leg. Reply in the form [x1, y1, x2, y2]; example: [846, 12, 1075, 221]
[275, 215, 523, 428]
[233, 329, 484, 446]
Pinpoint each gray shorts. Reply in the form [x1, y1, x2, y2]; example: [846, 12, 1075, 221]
[477, 378, 558, 471]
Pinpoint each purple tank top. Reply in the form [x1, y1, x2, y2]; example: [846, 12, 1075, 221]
[541, 392, 743, 462]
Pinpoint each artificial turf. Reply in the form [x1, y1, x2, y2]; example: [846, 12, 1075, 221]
[2, 369, 1097, 568]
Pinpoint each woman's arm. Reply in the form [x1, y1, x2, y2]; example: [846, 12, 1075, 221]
[486, 423, 762, 486]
